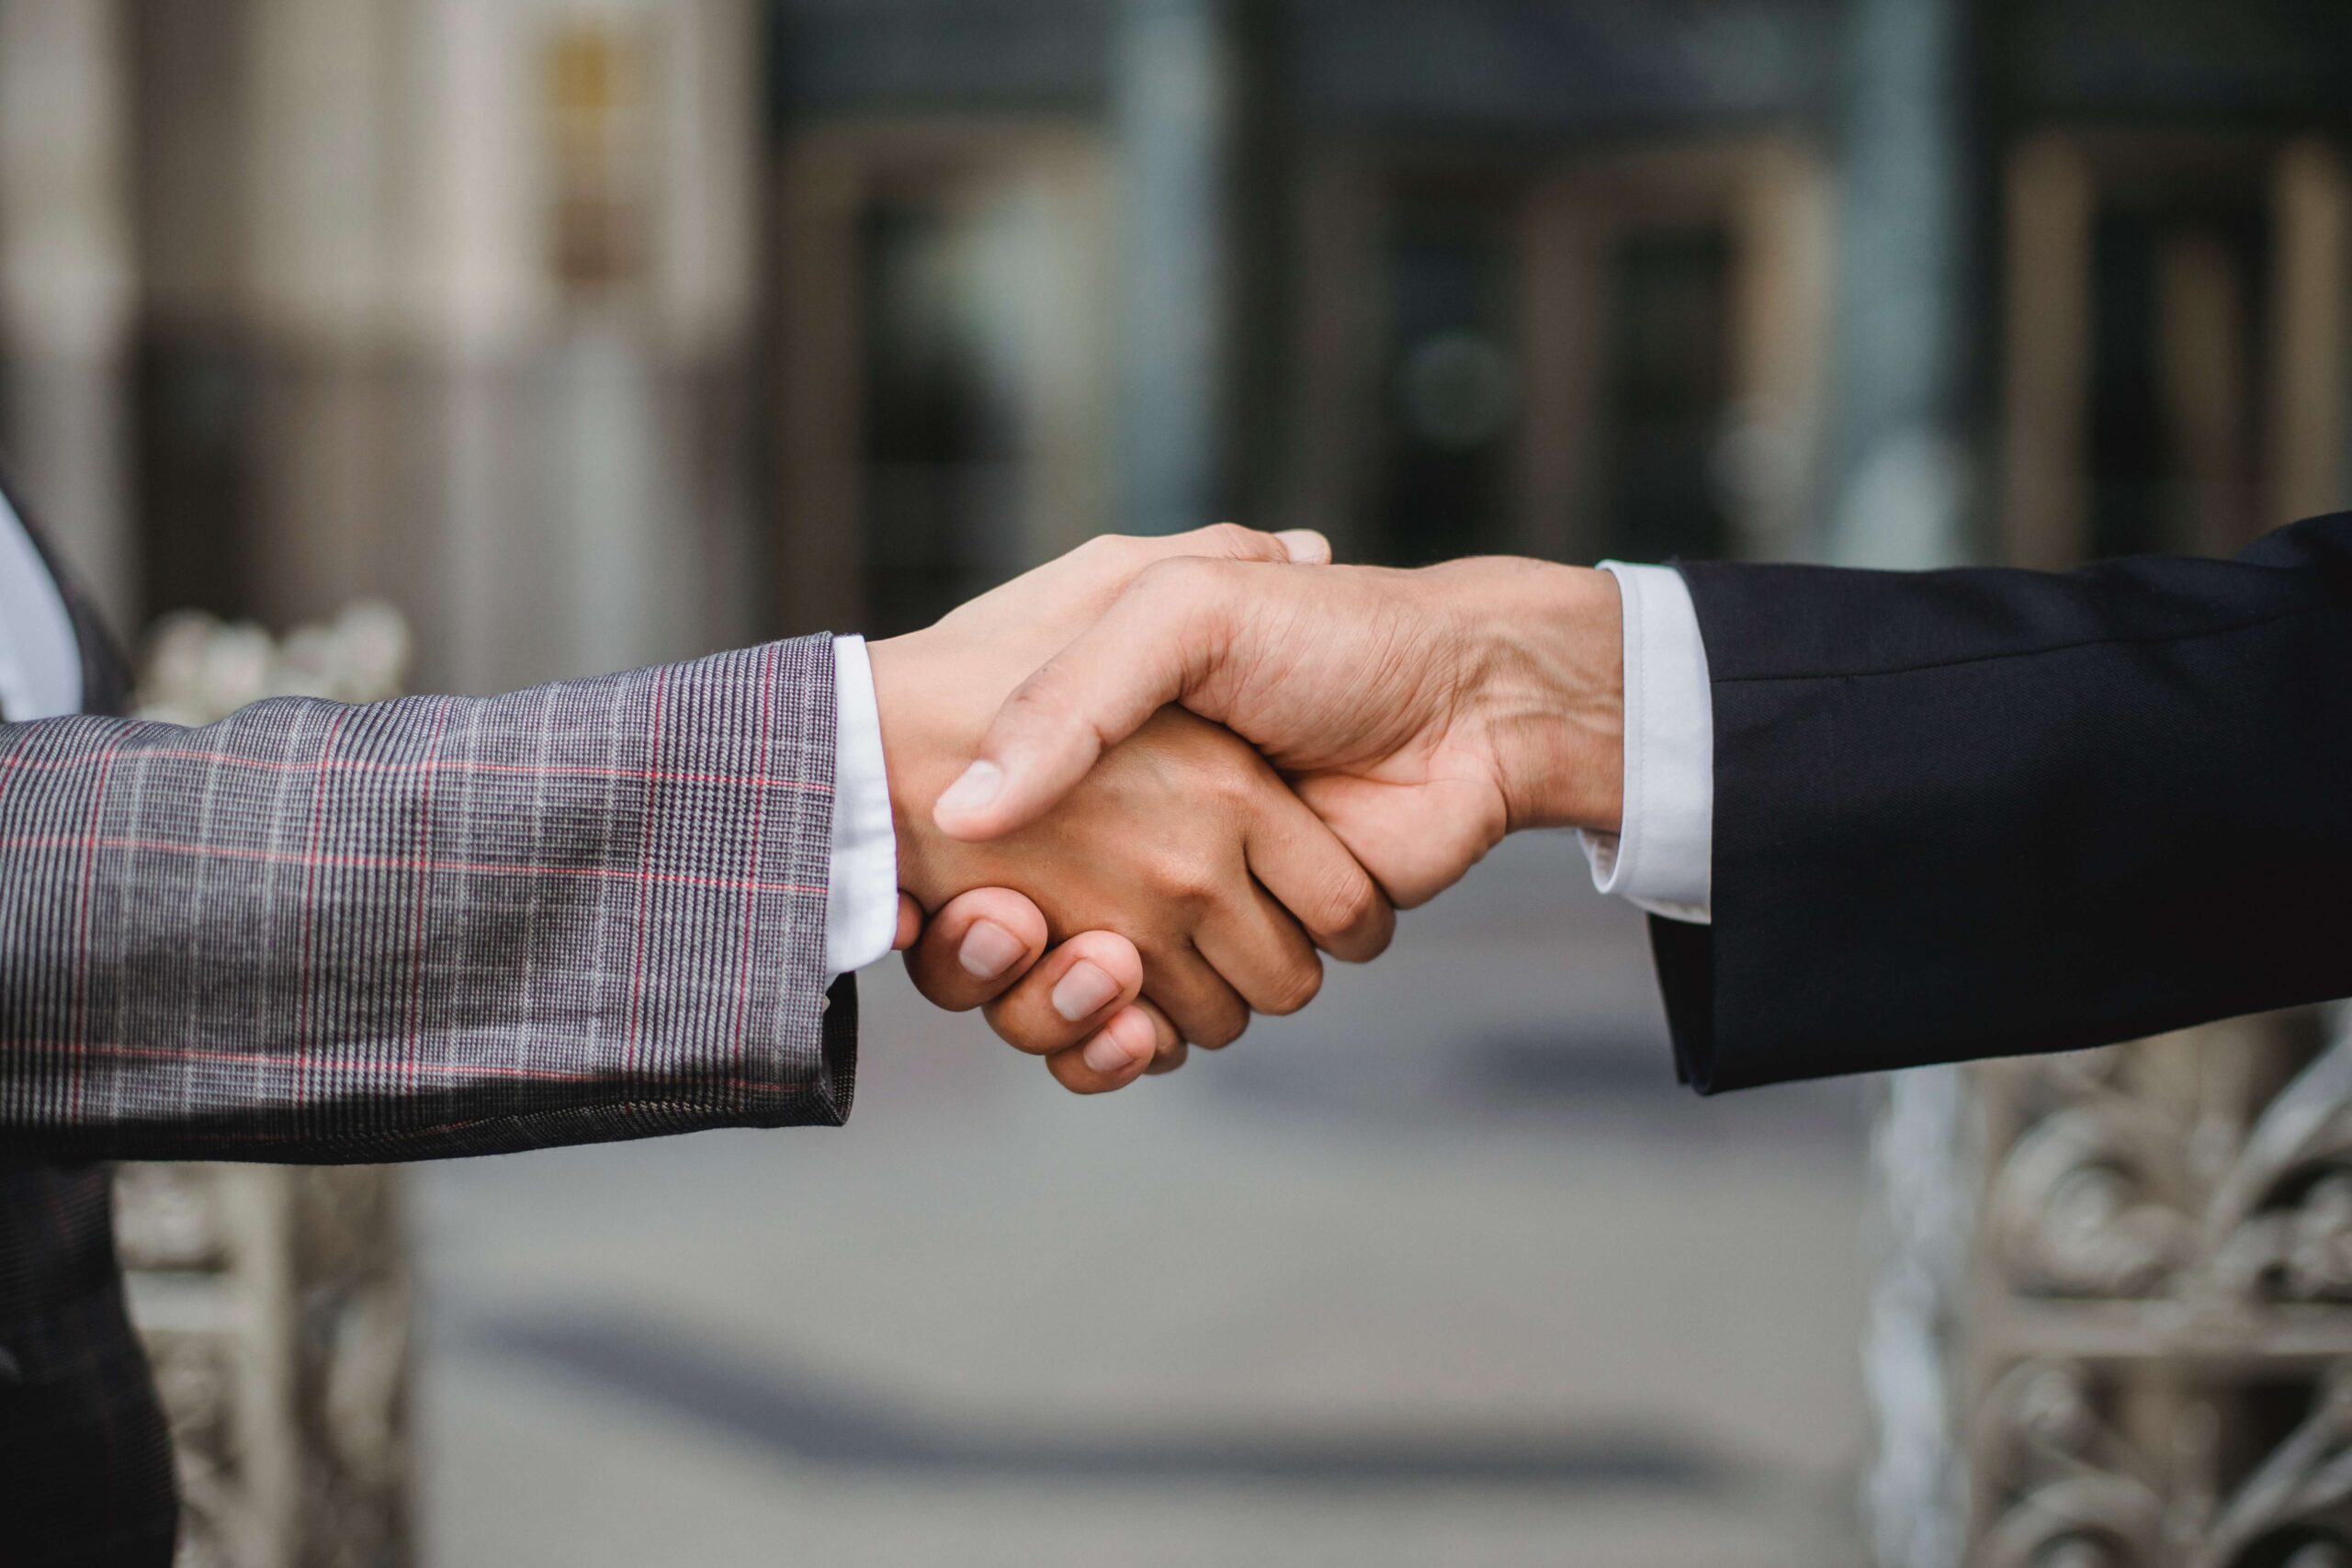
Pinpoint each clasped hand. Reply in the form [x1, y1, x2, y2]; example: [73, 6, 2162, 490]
[872, 525, 1626, 1094]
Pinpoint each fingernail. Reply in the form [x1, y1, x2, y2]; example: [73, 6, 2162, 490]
[1274, 529, 1331, 564]
[1052, 961, 1122, 1022]
[957, 920, 1025, 981]
[936, 761, 1002, 819]
[1082, 1028, 1140, 1076]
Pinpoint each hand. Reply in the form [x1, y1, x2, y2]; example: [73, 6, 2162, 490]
[891, 888, 1176, 1093]
[931, 556, 1626, 908]
[872, 527, 1396, 1078]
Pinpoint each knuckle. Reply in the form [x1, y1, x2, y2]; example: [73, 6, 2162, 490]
[1260, 956, 1324, 1017]
[1078, 532, 1141, 564]
[1196, 757, 1256, 810]
[1127, 558, 1243, 646]
[1318, 872, 1386, 939]
[1133, 554, 1224, 606]
[1350, 909, 1397, 962]
[1193, 521, 1267, 559]
[1000, 667, 1077, 726]
[1194, 1008, 1250, 1051]
[1152, 849, 1224, 908]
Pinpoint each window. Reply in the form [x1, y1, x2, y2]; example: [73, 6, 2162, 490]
[771, 125, 1108, 637]
[1597, 227, 1736, 564]
[1375, 188, 1521, 567]
[2002, 133, 2349, 568]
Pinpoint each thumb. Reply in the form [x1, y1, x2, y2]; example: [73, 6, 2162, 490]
[1162, 522, 1330, 568]
[933, 559, 1234, 840]
[1272, 528, 1332, 565]
[1097, 523, 1329, 578]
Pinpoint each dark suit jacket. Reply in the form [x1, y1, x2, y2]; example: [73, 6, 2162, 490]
[1652, 512, 2352, 1094]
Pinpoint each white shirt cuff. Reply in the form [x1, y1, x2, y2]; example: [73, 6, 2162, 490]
[1578, 562, 1713, 925]
[826, 636, 899, 978]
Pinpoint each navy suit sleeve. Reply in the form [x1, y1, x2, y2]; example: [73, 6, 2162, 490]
[1655, 513, 2352, 1093]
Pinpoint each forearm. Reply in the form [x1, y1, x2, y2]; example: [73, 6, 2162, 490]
[1664, 513, 2352, 1090]
[0, 636, 854, 1163]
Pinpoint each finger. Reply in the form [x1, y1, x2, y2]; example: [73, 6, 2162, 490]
[1143, 945, 1252, 1051]
[1193, 881, 1325, 1018]
[1295, 771, 1496, 909]
[1130, 998, 1189, 1073]
[981, 929, 1146, 1057]
[902, 888, 1049, 1012]
[894, 893, 924, 953]
[1273, 529, 1333, 565]
[1245, 780, 1396, 964]
[1121, 521, 1329, 570]
[1043, 1004, 1163, 1095]
[1045, 526, 1332, 624]
[934, 558, 1241, 841]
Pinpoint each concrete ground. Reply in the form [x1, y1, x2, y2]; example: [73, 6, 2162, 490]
[416, 833, 1873, 1567]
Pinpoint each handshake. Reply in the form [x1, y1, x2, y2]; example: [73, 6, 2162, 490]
[870, 525, 1630, 1094]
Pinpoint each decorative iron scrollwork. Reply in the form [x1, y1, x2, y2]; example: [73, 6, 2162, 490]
[1984, 1023, 2352, 1308]
[115, 608, 417, 1568]
[1870, 1008, 2352, 1567]
[1977, 1359, 2352, 1568]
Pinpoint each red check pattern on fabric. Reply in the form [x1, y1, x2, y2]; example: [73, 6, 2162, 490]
[0, 635, 851, 1164]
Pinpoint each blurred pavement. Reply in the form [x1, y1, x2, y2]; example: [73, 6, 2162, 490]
[418, 833, 1871, 1568]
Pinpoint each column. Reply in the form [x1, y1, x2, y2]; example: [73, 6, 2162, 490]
[1113, 0, 1239, 536]
[1822, 0, 1980, 573]
[1835, 3, 1981, 1567]
[404, 0, 763, 692]
[402, 0, 539, 692]
[241, 0, 400, 628]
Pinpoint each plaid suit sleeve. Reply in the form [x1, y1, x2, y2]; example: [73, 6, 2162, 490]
[0, 635, 855, 1163]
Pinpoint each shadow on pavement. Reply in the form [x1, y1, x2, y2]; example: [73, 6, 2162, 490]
[459, 1305, 1736, 1494]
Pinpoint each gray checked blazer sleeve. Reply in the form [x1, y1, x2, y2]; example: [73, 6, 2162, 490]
[0, 635, 855, 1164]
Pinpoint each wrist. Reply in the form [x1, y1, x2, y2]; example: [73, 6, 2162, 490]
[865, 629, 967, 910]
[1451, 560, 1624, 836]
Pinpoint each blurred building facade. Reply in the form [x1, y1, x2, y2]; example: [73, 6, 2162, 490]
[6, 3, 2352, 1565]
[4, 0, 2347, 668]
[0, 0, 765, 692]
